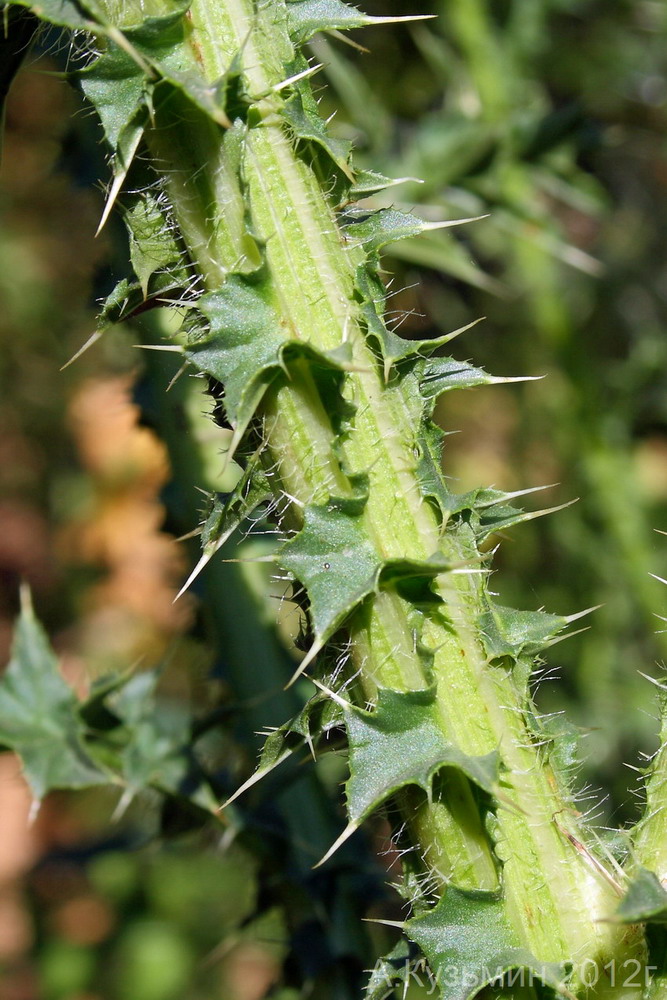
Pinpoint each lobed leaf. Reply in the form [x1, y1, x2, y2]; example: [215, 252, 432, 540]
[356, 264, 476, 379]
[417, 356, 521, 400]
[286, 0, 377, 44]
[344, 688, 498, 825]
[201, 461, 272, 552]
[364, 938, 415, 1000]
[407, 887, 571, 1000]
[346, 208, 431, 255]
[280, 500, 379, 655]
[478, 602, 568, 660]
[280, 499, 455, 668]
[283, 79, 353, 180]
[225, 692, 343, 805]
[190, 275, 352, 456]
[0, 597, 108, 800]
[125, 187, 189, 297]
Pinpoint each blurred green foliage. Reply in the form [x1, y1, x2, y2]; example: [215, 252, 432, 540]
[1, 0, 667, 997]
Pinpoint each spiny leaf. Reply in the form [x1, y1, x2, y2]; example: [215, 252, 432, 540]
[225, 693, 343, 805]
[125, 188, 189, 297]
[348, 168, 414, 200]
[283, 80, 353, 180]
[280, 500, 455, 674]
[201, 463, 272, 552]
[394, 356, 525, 521]
[80, 43, 151, 230]
[280, 500, 379, 658]
[176, 456, 273, 599]
[189, 275, 351, 459]
[0, 595, 108, 800]
[80, 43, 147, 154]
[414, 421, 453, 516]
[395, 355, 524, 449]
[346, 208, 430, 255]
[449, 486, 564, 543]
[612, 868, 667, 925]
[407, 887, 571, 1000]
[191, 275, 286, 433]
[364, 937, 415, 1000]
[344, 688, 498, 825]
[98, 277, 144, 324]
[286, 0, 432, 46]
[80, 2, 232, 224]
[356, 264, 481, 378]
[287, 0, 381, 43]
[346, 208, 479, 256]
[417, 356, 528, 400]
[478, 602, 568, 660]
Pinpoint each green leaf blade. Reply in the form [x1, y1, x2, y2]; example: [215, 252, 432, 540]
[280, 502, 380, 646]
[345, 688, 498, 825]
[0, 598, 108, 799]
[407, 888, 570, 1000]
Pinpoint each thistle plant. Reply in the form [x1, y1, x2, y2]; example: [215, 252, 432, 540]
[3, 1, 667, 998]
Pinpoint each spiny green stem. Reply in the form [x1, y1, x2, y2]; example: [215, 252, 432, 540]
[33, 0, 653, 990]
[634, 708, 667, 883]
[143, 0, 647, 990]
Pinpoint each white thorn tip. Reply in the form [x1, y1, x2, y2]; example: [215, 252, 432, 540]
[313, 822, 359, 869]
[96, 170, 125, 237]
[273, 63, 323, 92]
[60, 329, 104, 370]
[308, 675, 351, 709]
[19, 582, 34, 615]
[545, 625, 590, 647]
[285, 639, 322, 688]
[174, 550, 212, 603]
[94, 125, 143, 236]
[438, 316, 485, 344]
[361, 918, 406, 929]
[638, 671, 667, 691]
[565, 604, 603, 624]
[477, 484, 559, 508]
[421, 214, 488, 232]
[221, 751, 292, 809]
[133, 343, 184, 352]
[494, 373, 546, 384]
[369, 14, 436, 26]
[111, 788, 134, 823]
[28, 798, 41, 826]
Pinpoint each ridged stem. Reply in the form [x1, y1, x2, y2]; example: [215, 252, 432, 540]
[144, 0, 646, 991]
